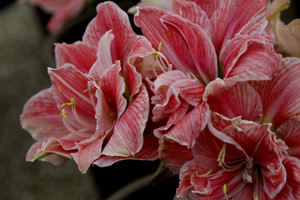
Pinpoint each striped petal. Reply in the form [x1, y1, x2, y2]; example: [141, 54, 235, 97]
[102, 85, 149, 157]
[55, 42, 97, 74]
[20, 88, 69, 140]
[252, 57, 300, 127]
[83, 1, 136, 63]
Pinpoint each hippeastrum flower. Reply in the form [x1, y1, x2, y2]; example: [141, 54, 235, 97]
[132, 0, 281, 159]
[21, 1, 159, 173]
[173, 57, 300, 199]
[19, 0, 87, 33]
[134, 0, 281, 86]
[266, 0, 300, 57]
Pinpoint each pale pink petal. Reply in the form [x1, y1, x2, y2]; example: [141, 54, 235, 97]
[71, 134, 104, 173]
[89, 31, 114, 79]
[161, 13, 217, 84]
[48, 64, 94, 115]
[55, 42, 97, 73]
[252, 57, 300, 127]
[83, 1, 136, 62]
[164, 102, 209, 148]
[134, 7, 196, 74]
[220, 34, 281, 85]
[20, 88, 69, 140]
[98, 62, 127, 119]
[124, 63, 143, 103]
[26, 139, 72, 165]
[127, 36, 162, 80]
[204, 78, 263, 122]
[211, 0, 269, 53]
[102, 85, 149, 157]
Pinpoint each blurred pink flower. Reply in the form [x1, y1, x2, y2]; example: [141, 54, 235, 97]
[20, 0, 87, 33]
[21, 2, 159, 173]
[266, 0, 300, 57]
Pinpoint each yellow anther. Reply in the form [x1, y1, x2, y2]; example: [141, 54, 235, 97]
[58, 86, 63, 92]
[61, 98, 75, 108]
[61, 109, 67, 119]
[223, 184, 227, 194]
[195, 169, 213, 177]
[153, 50, 159, 60]
[84, 89, 94, 94]
[179, 7, 183, 16]
[217, 143, 227, 166]
[158, 87, 165, 93]
[223, 184, 229, 200]
[158, 42, 162, 52]
[255, 196, 259, 200]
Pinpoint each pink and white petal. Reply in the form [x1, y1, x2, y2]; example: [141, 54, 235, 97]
[164, 102, 210, 148]
[127, 35, 157, 77]
[94, 89, 116, 138]
[46, 0, 85, 33]
[89, 31, 114, 79]
[252, 57, 300, 127]
[83, 2, 136, 62]
[21, 88, 69, 140]
[55, 42, 97, 73]
[184, 0, 218, 18]
[154, 102, 189, 139]
[161, 13, 217, 84]
[98, 62, 127, 119]
[134, 7, 196, 74]
[124, 62, 143, 103]
[48, 64, 94, 114]
[72, 135, 104, 173]
[102, 85, 149, 157]
[204, 78, 263, 122]
[173, 0, 213, 37]
[26, 139, 73, 165]
[279, 157, 300, 199]
[221, 34, 280, 85]
[93, 133, 159, 167]
[276, 120, 300, 159]
[211, 0, 269, 53]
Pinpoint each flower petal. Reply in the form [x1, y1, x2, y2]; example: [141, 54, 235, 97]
[220, 34, 281, 85]
[20, 88, 69, 140]
[83, 1, 136, 62]
[134, 7, 196, 74]
[102, 85, 149, 157]
[252, 57, 300, 127]
[204, 78, 263, 122]
[161, 13, 217, 84]
[55, 42, 97, 74]
[211, 0, 269, 53]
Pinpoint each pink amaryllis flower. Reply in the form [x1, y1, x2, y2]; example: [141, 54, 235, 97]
[132, 0, 281, 159]
[174, 57, 300, 199]
[19, 0, 88, 33]
[21, 1, 159, 173]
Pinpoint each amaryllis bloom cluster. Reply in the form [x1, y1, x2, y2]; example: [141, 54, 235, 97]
[19, 0, 88, 33]
[21, 0, 300, 199]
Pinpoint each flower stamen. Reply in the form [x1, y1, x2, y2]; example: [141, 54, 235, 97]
[218, 143, 227, 167]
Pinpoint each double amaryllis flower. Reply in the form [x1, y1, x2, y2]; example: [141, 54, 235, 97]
[21, 0, 300, 199]
[21, 2, 159, 173]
